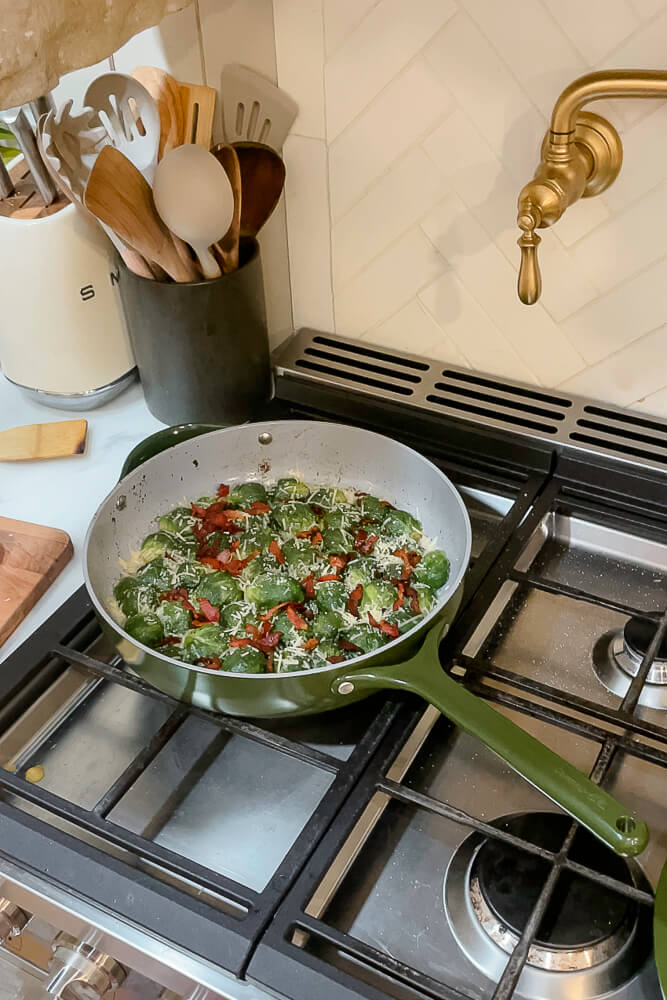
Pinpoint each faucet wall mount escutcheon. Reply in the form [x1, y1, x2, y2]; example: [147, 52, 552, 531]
[517, 70, 667, 305]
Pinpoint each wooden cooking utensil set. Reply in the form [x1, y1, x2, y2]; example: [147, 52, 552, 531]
[38, 64, 293, 283]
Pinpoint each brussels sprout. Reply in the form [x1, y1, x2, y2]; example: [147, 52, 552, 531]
[195, 571, 242, 606]
[242, 553, 275, 581]
[358, 495, 385, 521]
[221, 601, 255, 631]
[414, 583, 436, 613]
[321, 527, 353, 555]
[360, 580, 396, 614]
[315, 580, 347, 612]
[323, 506, 359, 530]
[223, 647, 267, 673]
[137, 557, 173, 590]
[158, 506, 194, 535]
[345, 558, 376, 590]
[413, 550, 449, 590]
[156, 600, 192, 635]
[311, 609, 343, 639]
[139, 531, 174, 563]
[227, 482, 268, 507]
[273, 610, 306, 645]
[310, 486, 348, 506]
[113, 576, 157, 616]
[195, 495, 218, 507]
[314, 638, 339, 660]
[386, 606, 423, 634]
[237, 524, 272, 558]
[245, 572, 304, 610]
[340, 623, 386, 654]
[271, 478, 310, 501]
[125, 612, 163, 646]
[173, 560, 207, 590]
[272, 501, 319, 534]
[381, 509, 421, 537]
[282, 539, 324, 575]
[183, 624, 227, 659]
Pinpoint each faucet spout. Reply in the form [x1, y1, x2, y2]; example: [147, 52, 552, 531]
[517, 70, 667, 304]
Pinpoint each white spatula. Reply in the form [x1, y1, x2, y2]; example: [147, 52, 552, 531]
[221, 64, 298, 150]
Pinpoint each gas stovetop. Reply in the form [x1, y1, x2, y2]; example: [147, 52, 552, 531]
[0, 329, 666, 1000]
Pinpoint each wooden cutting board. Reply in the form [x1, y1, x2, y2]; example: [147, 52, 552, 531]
[0, 517, 73, 646]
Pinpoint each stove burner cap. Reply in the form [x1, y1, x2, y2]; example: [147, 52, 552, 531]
[624, 616, 667, 663]
[473, 813, 635, 950]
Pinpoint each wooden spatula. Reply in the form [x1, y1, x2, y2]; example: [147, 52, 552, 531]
[181, 81, 216, 148]
[0, 420, 87, 461]
[131, 65, 184, 158]
[85, 146, 199, 283]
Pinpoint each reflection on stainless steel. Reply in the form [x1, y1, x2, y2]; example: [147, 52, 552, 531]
[593, 629, 667, 710]
[46, 932, 126, 999]
[444, 830, 655, 999]
[0, 898, 28, 943]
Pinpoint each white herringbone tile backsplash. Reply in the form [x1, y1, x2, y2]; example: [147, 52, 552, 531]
[275, 0, 667, 417]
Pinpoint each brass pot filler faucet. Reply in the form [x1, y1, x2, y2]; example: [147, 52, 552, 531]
[517, 70, 667, 304]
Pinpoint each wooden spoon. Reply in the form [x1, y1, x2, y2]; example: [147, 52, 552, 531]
[131, 65, 184, 158]
[0, 420, 87, 461]
[211, 144, 241, 272]
[85, 146, 199, 283]
[232, 141, 286, 238]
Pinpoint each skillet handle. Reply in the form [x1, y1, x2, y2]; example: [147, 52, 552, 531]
[120, 423, 220, 479]
[334, 625, 649, 857]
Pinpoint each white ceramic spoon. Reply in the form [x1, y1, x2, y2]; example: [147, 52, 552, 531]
[153, 144, 235, 280]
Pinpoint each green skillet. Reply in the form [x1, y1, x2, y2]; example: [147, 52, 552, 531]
[84, 420, 649, 857]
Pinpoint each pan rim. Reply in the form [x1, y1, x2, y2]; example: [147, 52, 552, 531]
[84, 420, 472, 680]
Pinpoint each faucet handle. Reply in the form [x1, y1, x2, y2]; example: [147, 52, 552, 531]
[517, 221, 542, 306]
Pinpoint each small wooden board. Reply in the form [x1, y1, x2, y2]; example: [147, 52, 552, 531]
[0, 517, 73, 647]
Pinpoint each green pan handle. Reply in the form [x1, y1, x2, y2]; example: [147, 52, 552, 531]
[335, 624, 649, 857]
[656, 862, 667, 997]
[120, 424, 220, 479]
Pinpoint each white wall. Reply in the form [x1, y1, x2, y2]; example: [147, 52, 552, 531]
[274, 0, 667, 418]
[53, 0, 292, 347]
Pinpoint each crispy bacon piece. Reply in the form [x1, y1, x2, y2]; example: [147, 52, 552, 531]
[310, 503, 325, 517]
[157, 635, 181, 647]
[404, 583, 420, 615]
[216, 483, 230, 499]
[229, 636, 251, 648]
[286, 605, 309, 630]
[210, 547, 260, 577]
[197, 598, 220, 623]
[353, 530, 379, 555]
[327, 655, 346, 663]
[259, 601, 290, 621]
[316, 573, 341, 582]
[301, 637, 320, 651]
[269, 539, 285, 564]
[266, 654, 275, 672]
[192, 500, 246, 534]
[347, 584, 363, 618]
[302, 573, 316, 600]
[228, 620, 283, 655]
[380, 499, 395, 509]
[339, 638, 361, 652]
[393, 547, 421, 580]
[158, 588, 196, 614]
[368, 613, 400, 639]
[245, 501, 271, 515]
[195, 655, 222, 670]
[296, 526, 323, 546]
[329, 553, 353, 573]
[393, 581, 405, 611]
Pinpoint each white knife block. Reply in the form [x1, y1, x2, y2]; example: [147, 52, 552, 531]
[0, 203, 135, 397]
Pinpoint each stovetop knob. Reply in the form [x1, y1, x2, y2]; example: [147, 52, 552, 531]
[45, 932, 126, 1000]
[0, 898, 29, 943]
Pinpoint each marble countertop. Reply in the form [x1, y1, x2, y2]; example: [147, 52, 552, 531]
[0, 375, 163, 663]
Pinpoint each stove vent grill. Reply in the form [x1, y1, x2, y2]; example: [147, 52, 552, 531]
[274, 329, 667, 474]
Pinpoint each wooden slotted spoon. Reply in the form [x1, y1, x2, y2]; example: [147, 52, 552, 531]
[85, 146, 199, 282]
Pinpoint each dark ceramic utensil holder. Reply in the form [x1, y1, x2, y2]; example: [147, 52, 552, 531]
[117, 237, 272, 425]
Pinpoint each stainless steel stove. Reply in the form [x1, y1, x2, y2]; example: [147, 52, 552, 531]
[0, 329, 665, 1000]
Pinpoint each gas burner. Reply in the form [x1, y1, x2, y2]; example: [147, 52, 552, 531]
[593, 616, 667, 710]
[443, 813, 654, 1000]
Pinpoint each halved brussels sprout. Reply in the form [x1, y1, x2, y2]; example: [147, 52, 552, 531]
[237, 524, 272, 558]
[113, 577, 157, 616]
[156, 600, 192, 635]
[358, 495, 385, 521]
[311, 609, 343, 639]
[245, 571, 304, 610]
[221, 601, 255, 630]
[413, 550, 449, 590]
[158, 506, 194, 535]
[195, 571, 242, 606]
[139, 531, 174, 563]
[137, 557, 173, 590]
[381, 509, 421, 537]
[282, 539, 324, 575]
[125, 612, 163, 646]
[344, 558, 375, 590]
[272, 501, 319, 534]
[223, 647, 267, 673]
[339, 623, 386, 653]
[271, 477, 310, 501]
[360, 580, 396, 614]
[227, 482, 268, 507]
[183, 624, 227, 659]
[414, 582, 436, 613]
[310, 486, 348, 506]
[315, 580, 347, 612]
[321, 527, 353, 555]
[324, 506, 359, 530]
[173, 560, 207, 590]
